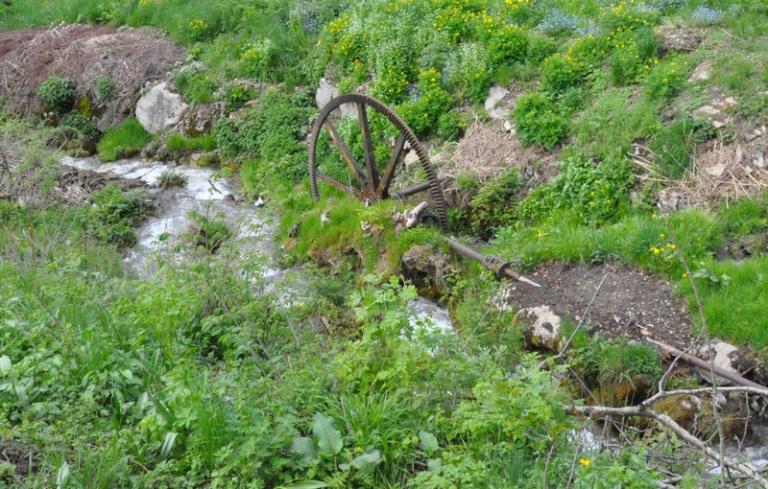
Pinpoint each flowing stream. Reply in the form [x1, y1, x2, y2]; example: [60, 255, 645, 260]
[60, 156, 768, 477]
[61, 156, 453, 327]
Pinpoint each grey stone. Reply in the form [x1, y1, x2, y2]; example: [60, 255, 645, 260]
[523, 305, 563, 352]
[135, 82, 188, 134]
[484, 85, 510, 120]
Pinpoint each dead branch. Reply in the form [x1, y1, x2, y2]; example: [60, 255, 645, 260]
[647, 339, 767, 391]
[565, 403, 768, 488]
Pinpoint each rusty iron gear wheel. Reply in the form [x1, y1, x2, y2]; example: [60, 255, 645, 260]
[308, 93, 448, 229]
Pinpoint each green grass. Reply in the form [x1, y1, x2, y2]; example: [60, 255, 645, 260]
[97, 117, 152, 162]
[164, 132, 216, 153]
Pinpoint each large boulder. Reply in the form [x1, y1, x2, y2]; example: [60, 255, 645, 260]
[136, 82, 189, 134]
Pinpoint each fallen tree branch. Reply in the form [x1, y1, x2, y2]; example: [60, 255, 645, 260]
[647, 339, 767, 391]
[566, 404, 768, 488]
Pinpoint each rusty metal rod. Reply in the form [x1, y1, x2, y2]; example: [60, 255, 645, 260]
[442, 236, 541, 287]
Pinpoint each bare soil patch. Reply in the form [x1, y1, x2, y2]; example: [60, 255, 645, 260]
[0, 440, 36, 485]
[496, 260, 696, 348]
[0, 24, 185, 124]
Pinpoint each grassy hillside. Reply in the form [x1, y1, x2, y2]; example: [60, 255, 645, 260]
[2, 0, 768, 486]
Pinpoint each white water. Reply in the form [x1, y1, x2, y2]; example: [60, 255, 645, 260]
[62, 156, 453, 328]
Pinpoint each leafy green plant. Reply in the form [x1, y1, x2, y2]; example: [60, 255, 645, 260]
[37, 75, 77, 113]
[399, 68, 454, 136]
[223, 84, 256, 112]
[644, 57, 688, 101]
[514, 92, 569, 148]
[157, 170, 188, 189]
[519, 154, 633, 225]
[540, 53, 585, 92]
[87, 184, 149, 247]
[485, 25, 528, 67]
[188, 210, 232, 253]
[464, 170, 522, 238]
[92, 74, 116, 102]
[60, 112, 100, 140]
[97, 117, 152, 161]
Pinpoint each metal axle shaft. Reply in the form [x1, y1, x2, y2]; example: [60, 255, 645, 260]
[442, 236, 541, 288]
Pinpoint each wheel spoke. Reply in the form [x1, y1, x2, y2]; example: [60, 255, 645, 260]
[324, 120, 368, 190]
[377, 135, 405, 198]
[357, 102, 379, 191]
[318, 172, 360, 197]
[393, 180, 433, 199]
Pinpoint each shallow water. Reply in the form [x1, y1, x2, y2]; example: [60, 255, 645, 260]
[61, 156, 453, 328]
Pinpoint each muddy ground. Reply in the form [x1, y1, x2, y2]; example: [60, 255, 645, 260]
[497, 260, 696, 348]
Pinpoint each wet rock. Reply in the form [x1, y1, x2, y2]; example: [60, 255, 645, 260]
[655, 394, 703, 429]
[175, 102, 224, 137]
[522, 305, 563, 352]
[401, 244, 455, 297]
[136, 82, 189, 134]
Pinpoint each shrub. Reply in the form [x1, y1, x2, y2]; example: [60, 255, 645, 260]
[60, 113, 99, 140]
[98, 118, 152, 162]
[644, 57, 688, 101]
[540, 54, 585, 92]
[239, 39, 276, 80]
[444, 43, 492, 103]
[37, 75, 77, 113]
[514, 92, 569, 149]
[519, 154, 633, 225]
[465, 170, 522, 238]
[87, 184, 148, 247]
[436, 110, 468, 141]
[223, 84, 256, 112]
[609, 28, 658, 85]
[486, 25, 529, 67]
[212, 89, 314, 184]
[566, 34, 610, 69]
[527, 34, 559, 64]
[189, 210, 232, 253]
[92, 75, 116, 102]
[398, 68, 454, 137]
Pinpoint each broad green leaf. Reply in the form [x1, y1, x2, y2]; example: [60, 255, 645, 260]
[311, 413, 343, 455]
[427, 458, 442, 472]
[0, 355, 11, 375]
[418, 430, 439, 454]
[291, 435, 317, 462]
[277, 481, 328, 489]
[350, 450, 382, 473]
